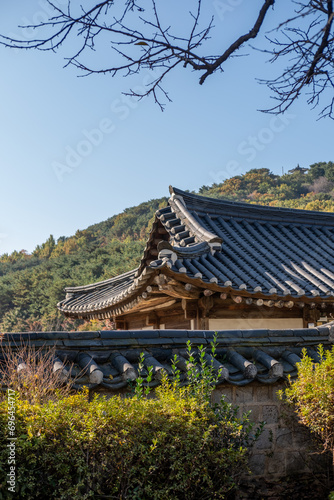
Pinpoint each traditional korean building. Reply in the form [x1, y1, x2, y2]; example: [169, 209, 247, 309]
[3, 187, 334, 493]
[288, 164, 309, 175]
[58, 186, 334, 331]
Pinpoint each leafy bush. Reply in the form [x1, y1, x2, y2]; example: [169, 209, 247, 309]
[281, 345, 334, 462]
[0, 386, 257, 499]
[0, 341, 261, 499]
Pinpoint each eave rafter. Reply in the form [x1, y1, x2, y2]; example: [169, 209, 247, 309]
[67, 267, 334, 321]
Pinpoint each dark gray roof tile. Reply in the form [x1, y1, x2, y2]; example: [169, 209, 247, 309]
[160, 330, 189, 338]
[101, 339, 139, 347]
[137, 338, 174, 345]
[68, 331, 100, 340]
[100, 331, 133, 339]
[2, 325, 333, 389]
[63, 339, 103, 347]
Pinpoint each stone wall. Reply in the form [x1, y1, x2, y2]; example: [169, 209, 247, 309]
[104, 380, 332, 498]
[213, 382, 329, 481]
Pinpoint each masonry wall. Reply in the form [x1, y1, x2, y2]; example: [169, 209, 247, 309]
[213, 382, 328, 481]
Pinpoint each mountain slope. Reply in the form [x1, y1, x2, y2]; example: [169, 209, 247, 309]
[1, 162, 334, 332]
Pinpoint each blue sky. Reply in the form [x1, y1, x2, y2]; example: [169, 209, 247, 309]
[0, 1, 333, 255]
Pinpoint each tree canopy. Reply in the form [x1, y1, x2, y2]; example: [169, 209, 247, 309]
[1, 1, 334, 117]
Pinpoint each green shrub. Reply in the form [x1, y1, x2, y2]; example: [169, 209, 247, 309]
[0, 383, 260, 499]
[281, 345, 334, 463]
[0, 340, 261, 499]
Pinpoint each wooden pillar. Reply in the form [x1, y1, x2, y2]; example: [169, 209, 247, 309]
[145, 312, 159, 328]
[198, 295, 214, 330]
[303, 305, 320, 328]
[199, 317, 209, 330]
[181, 299, 198, 324]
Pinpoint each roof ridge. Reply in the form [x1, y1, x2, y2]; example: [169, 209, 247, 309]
[63, 269, 137, 293]
[168, 188, 223, 245]
[170, 186, 334, 226]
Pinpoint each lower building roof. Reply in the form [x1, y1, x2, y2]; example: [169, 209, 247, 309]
[1, 323, 333, 390]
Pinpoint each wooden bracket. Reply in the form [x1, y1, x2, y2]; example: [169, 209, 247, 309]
[153, 274, 169, 286]
[158, 280, 201, 299]
[198, 295, 214, 317]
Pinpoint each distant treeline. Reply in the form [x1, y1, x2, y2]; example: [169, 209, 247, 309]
[1, 162, 333, 332]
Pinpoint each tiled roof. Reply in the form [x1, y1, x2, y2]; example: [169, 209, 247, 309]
[1, 324, 333, 390]
[61, 269, 139, 315]
[58, 187, 334, 318]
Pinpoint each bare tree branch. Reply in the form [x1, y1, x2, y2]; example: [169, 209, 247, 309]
[259, 0, 334, 118]
[0, 0, 275, 109]
[198, 0, 275, 85]
[1, 0, 334, 117]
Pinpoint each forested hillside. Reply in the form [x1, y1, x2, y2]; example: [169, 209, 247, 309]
[1, 161, 334, 332]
